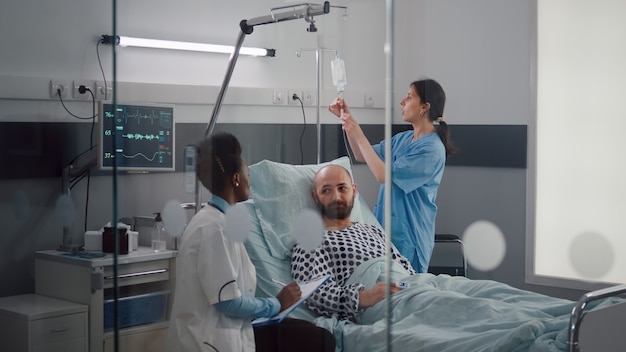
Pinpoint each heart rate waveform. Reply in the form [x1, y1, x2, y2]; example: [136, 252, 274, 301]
[99, 103, 175, 171]
[122, 133, 161, 141]
[106, 106, 173, 127]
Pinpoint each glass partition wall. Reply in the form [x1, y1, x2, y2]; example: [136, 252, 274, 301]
[11, 1, 622, 352]
[108, 1, 399, 350]
[1, 0, 402, 350]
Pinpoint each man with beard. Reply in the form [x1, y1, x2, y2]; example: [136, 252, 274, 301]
[290, 164, 416, 321]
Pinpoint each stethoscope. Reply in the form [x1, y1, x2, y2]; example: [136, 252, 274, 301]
[207, 200, 237, 303]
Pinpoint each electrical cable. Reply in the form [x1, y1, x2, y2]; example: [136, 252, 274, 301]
[84, 169, 91, 233]
[293, 94, 307, 165]
[66, 89, 97, 165]
[67, 168, 91, 234]
[64, 38, 112, 246]
[57, 88, 97, 120]
[81, 89, 95, 234]
[63, 86, 97, 238]
[96, 38, 109, 101]
[69, 169, 90, 190]
[87, 88, 96, 149]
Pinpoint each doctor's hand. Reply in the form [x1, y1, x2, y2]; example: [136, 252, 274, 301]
[357, 282, 401, 309]
[276, 282, 302, 312]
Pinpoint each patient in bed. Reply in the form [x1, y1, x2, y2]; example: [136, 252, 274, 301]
[251, 158, 620, 351]
[291, 164, 416, 321]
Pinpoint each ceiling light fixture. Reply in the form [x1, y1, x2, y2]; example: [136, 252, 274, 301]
[100, 35, 275, 57]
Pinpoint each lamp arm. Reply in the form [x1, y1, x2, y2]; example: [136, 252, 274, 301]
[243, 2, 330, 30]
[205, 28, 247, 138]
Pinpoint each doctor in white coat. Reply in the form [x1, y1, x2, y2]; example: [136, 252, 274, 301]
[166, 133, 303, 352]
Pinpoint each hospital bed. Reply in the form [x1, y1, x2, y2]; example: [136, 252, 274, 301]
[243, 156, 626, 352]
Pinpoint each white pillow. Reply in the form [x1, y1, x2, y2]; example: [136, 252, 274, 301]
[249, 157, 381, 259]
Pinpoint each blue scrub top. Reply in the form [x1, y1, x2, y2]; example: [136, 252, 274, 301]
[372, 131, 446, 272]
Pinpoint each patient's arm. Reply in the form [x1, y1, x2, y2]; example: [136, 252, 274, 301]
[291, 244, 364, 321]
[291, 224, 411, 320]
[358, 282, 401, 308]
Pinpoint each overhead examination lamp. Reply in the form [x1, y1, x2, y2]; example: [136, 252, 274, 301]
[190, 2, 331, 213]
[205, 1, 331, 137]
[100, 35, 275, 57]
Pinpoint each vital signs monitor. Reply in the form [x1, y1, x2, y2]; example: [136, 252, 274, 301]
[98, 102, 175, 172]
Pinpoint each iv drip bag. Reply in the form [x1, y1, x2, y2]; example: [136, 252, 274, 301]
[331, 57, 347, 92]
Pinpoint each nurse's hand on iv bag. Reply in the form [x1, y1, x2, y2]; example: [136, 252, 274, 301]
[276, 282, 302, 312]
[329, 97, 360, 135]
[328, 97, 349, 117]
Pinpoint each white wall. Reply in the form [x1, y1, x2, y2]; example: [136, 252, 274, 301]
[0, 0, 531, 126]
[0, 0, 388, 125]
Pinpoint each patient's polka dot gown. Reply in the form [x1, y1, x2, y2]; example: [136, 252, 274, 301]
[291, 222, 416, 321]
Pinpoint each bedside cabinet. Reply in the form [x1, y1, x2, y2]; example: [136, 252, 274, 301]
[0, 294, 88, 352]
[35, 248, 177, 352]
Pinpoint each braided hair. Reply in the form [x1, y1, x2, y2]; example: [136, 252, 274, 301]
[196, 132, 243, 193]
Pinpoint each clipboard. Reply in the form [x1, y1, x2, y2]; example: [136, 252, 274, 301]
[252, 274, 331, 327]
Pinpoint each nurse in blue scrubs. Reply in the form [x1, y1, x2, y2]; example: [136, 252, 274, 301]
[328, 78, 456, 273]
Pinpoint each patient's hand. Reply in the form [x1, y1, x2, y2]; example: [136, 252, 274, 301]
[358, 282, 401, 309]
[277, 282, 302, 312]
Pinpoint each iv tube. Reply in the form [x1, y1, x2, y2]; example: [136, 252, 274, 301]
[331, 55, 354, 164]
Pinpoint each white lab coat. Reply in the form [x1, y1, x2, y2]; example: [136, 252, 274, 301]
[167, 205, 257, 352]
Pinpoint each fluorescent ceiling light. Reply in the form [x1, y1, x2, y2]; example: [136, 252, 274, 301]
[101, 35, 275, 57]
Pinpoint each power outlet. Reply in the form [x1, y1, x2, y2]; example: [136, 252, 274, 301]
[95, 81, 112, 100]
[273, 89, 287, 105]
[49, 80, 69, 99]
[288, 89, 302, 105]
[73, 80, 94, 100]
[302, 90, 315, 106]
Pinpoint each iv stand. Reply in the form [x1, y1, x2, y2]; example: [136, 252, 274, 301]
[296, 48, 338, 164]
[193, 2, 331, 214]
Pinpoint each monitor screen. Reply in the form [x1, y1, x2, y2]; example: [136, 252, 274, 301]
[98, 102, 175, 172]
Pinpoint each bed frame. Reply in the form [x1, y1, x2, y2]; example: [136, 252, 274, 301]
[425, 235, 626, 351]
[569, 284, 626, 352]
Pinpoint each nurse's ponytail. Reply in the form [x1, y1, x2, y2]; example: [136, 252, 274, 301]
[411, 79, 457, 157]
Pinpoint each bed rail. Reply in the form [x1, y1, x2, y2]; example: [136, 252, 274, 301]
[568, 284, 626, 352]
